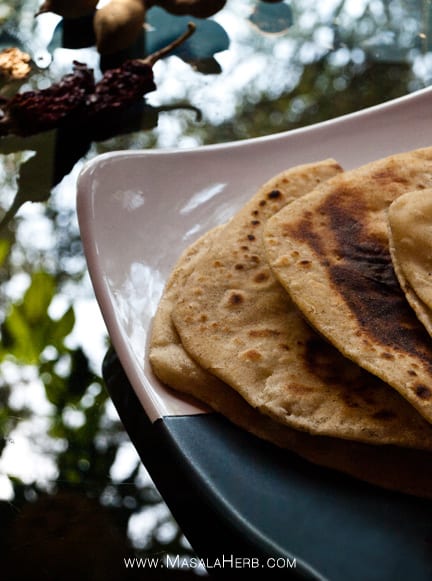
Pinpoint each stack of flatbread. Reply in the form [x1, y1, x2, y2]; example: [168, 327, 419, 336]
[149, 148, 432, 498]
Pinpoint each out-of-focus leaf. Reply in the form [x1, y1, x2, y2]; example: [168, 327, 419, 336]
[51, 306, 75, 349]
[0, 272, 74, 365]
[146, 7, 229, 64]
[43, 366, 68, 407]
[0, 238, 10, 265]
[190, 56, 222, 74]
[0, 133, 56, 230]
[248, 1, 293, 35]
[22, 271, 55, 325]
[67, 347, 92, 401]
[1, 304, 39, 363]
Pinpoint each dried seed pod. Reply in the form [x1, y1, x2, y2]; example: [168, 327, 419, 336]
[36, 0, 98, 19]
[87, 23, 196, 120]
[94, 0, 146, 55]
[155, 0, 226, 18]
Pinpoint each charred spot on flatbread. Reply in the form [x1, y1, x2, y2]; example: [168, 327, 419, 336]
[264, 146, 432, 423]
[149, 157, 432, 498]
[172, 158, 432, 449]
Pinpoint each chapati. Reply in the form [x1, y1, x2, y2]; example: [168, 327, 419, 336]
[149, 217, 432, 498]
[388, 189, 432, 337]
[264, 147, 432, 424]
[170, 159, 432, 448]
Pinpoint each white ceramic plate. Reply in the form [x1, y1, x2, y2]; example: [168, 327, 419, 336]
[77, 86, 432, 422]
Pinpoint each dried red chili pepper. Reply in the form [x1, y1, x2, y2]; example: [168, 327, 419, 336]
[0, 61, 95, 136]
[0, 23, 195, 137]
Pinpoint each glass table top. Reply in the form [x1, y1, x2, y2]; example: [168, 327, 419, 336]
[0, 0, 431, 578]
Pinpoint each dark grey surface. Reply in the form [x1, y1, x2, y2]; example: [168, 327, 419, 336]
[104, 350, 432, 580]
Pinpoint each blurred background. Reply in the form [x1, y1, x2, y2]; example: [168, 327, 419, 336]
[0, 0, 431, 578]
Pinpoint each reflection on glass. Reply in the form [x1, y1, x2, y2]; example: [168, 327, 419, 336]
[0, 0, 432, 576]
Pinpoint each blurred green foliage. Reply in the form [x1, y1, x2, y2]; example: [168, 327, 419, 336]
[0, 0, 430, 578]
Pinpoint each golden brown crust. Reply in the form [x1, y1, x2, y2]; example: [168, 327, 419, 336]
[264, 147, 432, 424]
[149, 197, 432, 498]
[169, 159, 432, 449]
[388, 189, 432, 339]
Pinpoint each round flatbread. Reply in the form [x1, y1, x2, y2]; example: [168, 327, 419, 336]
[149, 220, 432, 498]
[388, 189, 432, 337]
[150, 225, 225, 408]
[170, 159, 432, 449]
[264, 147, 432, 425]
